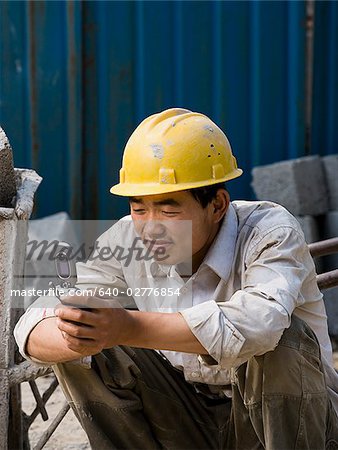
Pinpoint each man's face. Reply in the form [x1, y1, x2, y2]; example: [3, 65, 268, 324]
[129, 190, 223, 269]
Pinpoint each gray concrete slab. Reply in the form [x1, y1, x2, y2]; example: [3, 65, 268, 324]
[323, 287, 338, 337]
[0, 127, 16, 208]
[295, 215, 322, 272]
[295, 215, 320, 244]
[322, 211, 338, 271]
[251, 156, 329, 216]
[322, 154, 338, 210]
[0, 168, 41, 449]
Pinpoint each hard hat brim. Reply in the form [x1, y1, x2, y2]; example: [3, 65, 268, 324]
[110, 169, 243, 197]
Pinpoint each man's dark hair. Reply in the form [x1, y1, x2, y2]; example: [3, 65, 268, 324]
[189, 182, 227, 208]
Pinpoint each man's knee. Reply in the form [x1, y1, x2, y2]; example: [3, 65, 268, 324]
[234, 315, 327, 404]
[53, 346, 141, 407]
[231, 316, 332, 449]
[264, 315, 326, 395]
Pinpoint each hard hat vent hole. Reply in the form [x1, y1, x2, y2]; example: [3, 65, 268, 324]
[210, 144, 214, 148]
[207, 155, 211, 158]
[218, 153, 221, 155]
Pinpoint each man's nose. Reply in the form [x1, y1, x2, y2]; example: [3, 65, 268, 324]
[143, 220, 167, 239]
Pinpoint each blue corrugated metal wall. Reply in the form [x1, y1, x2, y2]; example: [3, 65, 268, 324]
[0, 1, 337, 220]
[312, 0, 338, 155]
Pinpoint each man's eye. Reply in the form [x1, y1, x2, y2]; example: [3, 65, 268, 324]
[162, 211, 179, 216]
[133, 209, 145, 214]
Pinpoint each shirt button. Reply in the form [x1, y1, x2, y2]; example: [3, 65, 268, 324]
[180, 287, 187, 294]
[191, 371, 199, 378]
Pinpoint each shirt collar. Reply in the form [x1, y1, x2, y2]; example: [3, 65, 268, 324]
[203, 202, 238, 282]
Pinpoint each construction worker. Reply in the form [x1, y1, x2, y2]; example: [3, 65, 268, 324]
[15, 109, 338, 449]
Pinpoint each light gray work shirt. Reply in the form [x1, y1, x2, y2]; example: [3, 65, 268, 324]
[14, 200, 338, 414]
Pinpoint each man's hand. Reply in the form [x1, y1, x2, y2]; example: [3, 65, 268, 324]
[26, 294, 207, 363]
[55, 301, 127, 356]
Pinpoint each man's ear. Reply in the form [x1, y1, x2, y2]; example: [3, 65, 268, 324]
[212, 189, 230, 223]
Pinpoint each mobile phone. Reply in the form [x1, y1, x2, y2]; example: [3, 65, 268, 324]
[49, 241, 88, 307]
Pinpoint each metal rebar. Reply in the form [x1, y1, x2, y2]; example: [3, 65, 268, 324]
[317, 269, 338, 291]
[29, 380, 49, 421]
[25, 378, 59, 428]
[32, 403, 70, 450]
[309, 237, 338, 258]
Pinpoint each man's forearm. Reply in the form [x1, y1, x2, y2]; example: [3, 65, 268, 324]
[28, 308, 209, 361]
[120, 310, 208, 355]
[26, 317, 87, 363]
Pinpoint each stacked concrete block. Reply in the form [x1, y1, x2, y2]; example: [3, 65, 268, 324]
[321, 156, 338, 339]
[322, 211, 338, 269]
[251, 155, 326, 263]
[323, 289, 338, 337]
[294, 216, 320, 244]
[322, 155, 338, 210]
[251, 156, 329, 216]
[322, 210, 338, 339]
[294, 215, 323, 273]
[252, 154, 338, 339]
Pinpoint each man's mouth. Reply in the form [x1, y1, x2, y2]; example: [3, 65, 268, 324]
[143, 239, 174, 250]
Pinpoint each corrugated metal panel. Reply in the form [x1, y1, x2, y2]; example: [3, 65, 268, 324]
[0, 2, 30, 167]
[312, 0, 338, 155]
[0, 1, 83, 217]
[0, 1, 336, 220]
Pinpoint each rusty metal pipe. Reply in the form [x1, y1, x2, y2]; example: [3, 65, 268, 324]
[316, 269, 338, 291]
[309, 237, 338, 258]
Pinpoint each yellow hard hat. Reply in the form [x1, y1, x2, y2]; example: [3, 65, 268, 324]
[110, 108, 242, 197]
